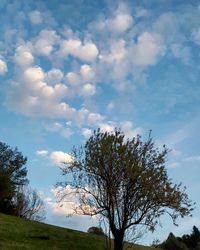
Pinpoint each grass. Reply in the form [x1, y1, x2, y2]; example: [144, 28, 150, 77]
[0, 213, 162, 250]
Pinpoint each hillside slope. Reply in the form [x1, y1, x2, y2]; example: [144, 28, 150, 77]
[0, 213, 162, 250]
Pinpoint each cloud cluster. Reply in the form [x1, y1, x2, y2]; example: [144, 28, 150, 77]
[4, 1, 199, 141]
[36, 149, 73, 167]
[91, 3, 133, 35]
[59, 39, 98, 62]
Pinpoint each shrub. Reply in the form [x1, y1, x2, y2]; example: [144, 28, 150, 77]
[160, 233, 189, 250]
[87, 227, 105, 236]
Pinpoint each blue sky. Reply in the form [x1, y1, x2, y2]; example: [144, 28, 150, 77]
[0, 0, 200, 245]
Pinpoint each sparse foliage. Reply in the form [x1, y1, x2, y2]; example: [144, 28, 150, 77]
[57, 129, 193, 250]
[13, 186, 45, 221]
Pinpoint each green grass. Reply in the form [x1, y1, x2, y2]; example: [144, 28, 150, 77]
[0, 213, 162, 250]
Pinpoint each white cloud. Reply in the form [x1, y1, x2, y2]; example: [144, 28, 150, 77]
[80, 64, 95, 81]
[82, 128, 92, 138]
[91, 5, 133, 34]
[45, 68, 64, 85]
[50, 151, 74, 166]
[29, 10, 43, 25]
[14, 45, 34, 67]
[36, 150, 49, 156]
[24, 66, 45, 83]
[99, 122, 115, 133]
[0, 59, 7, 75]
[46, 186, 78, 216]
[88, 113, 104, 124]
[121, 121, 141, 139]
[34, 29, 59, 56]
[66, 72, 81, 85]
[131, 32, 165, 65]
[59, 39, 99, 62]
[43, 122, 73, 138]
[100, 39, 127, 63]
[81, 83, 96, 97]
[108, 12, 133, 34]
[65, 64, 96, 97]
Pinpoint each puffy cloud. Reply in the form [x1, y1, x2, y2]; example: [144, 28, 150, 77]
[66, 64, 96, 86]
[47, 186, 83, 216]
[131, 32, 165, 65]
[91, 5, 133, 34]
[107, 12, 133, 34]
[98, 121, 141, 139]
[29, 10, 43, 25]
[0, 59, 7, 75]
[88, 113, 104, 124]
[14, 45, 34, 67]
[59, 39, 99, 62]
[99, 39, 129, 87]
[80, 64, 95, 81]
[121, 121, 141, 139]
[45, 68, 64, 85]
[36, 150, 49, 156]
[66, 72, 81, 85]
[99, 122, 115, 133]
[65, 65, 96, 98]
[34, 29, 59, 56]
[7, 65, 100, 124]
[6, 65, 72, 119]
[80, 83, 96, 97]
[50, 151, 74, 166]
[100, 39, 127, 63]
[24, 66, 45, 83]
[82, 128, 92, 138]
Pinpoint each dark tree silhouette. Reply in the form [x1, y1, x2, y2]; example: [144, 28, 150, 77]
[57, 129, 193, 250]
[0, 141, 28, 214]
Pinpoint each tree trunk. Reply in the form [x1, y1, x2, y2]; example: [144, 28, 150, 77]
[113, 231, 124, 250]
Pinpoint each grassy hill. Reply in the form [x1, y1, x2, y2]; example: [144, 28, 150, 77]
[0, 213, 162, 250]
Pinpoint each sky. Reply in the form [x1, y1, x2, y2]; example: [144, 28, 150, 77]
[0, 0, 200, 245]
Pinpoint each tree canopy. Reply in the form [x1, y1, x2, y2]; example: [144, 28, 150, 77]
[57, 129, 193, 250]
[0, 141, 28, 214]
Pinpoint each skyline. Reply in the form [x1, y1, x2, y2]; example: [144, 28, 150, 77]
[0, 0, 200, 245]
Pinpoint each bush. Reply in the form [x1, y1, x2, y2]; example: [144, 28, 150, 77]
[87, 227, 105, 236]
[160, 233, 189, 250]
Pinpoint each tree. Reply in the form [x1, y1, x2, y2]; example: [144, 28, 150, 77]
[181, 226, 200, 249]
[161, 233, 189, 250]
[13, 185, 46, 221]
[57, 129, 193, 250]
[0, 141, 28, 214]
